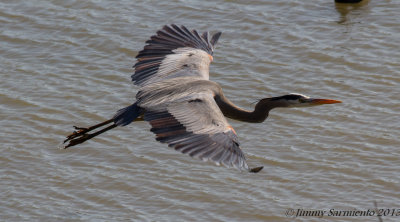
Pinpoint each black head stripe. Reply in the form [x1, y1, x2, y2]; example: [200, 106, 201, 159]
[282, 94, 302, 100]
[270, 94, 302, 101]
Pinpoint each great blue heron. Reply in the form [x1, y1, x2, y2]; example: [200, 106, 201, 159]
[63, 24, 341, 173]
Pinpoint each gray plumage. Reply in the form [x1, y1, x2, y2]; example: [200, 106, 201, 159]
[64, 24, 341, 174]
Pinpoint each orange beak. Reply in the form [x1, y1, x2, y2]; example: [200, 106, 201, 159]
[208, 54, 213, 62]
[311, 99, 342, 105]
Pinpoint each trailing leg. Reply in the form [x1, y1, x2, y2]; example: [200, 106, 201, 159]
[64, 118, 114, 143]
[63, 103, 142, 149]
[64, 122, 118, 149]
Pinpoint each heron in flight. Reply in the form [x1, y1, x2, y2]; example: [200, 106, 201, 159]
[63, 24, 341, 173]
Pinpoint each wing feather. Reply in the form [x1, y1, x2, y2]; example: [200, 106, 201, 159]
[142, 93, 249, 170]
[130, 25, 255, 171]
[171, 24, 195, 42]
[210, 32, 222, 46]
[132, 24, 222, 87]
[201, 31, 211, 47]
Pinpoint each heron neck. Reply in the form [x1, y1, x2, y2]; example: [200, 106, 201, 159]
[215, 94, 286, 123]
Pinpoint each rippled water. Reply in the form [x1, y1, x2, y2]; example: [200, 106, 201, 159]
[1, 0, 399, 221]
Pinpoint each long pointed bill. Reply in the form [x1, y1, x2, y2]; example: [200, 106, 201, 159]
[310, 99, 342, 105]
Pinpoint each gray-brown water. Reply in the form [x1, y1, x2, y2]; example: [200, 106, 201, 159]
[1, 0, 399, 221]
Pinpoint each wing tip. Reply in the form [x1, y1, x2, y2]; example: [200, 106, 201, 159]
[132, 24, 222, 86]
[211, 32, 222, 47]
[138, 24, 222, 56]
[249, 166, 264, 173]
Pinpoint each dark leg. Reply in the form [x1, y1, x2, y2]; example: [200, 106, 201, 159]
[64, 118, 114, 143]
[63, 118, 118, 149]
[63, 123, 118, 149]
[63, 103, 142, 149]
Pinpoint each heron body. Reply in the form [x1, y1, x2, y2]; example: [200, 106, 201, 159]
[64, 25, 341, 173]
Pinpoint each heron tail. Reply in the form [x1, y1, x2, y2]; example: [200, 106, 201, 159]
[113, 103, 142, 126]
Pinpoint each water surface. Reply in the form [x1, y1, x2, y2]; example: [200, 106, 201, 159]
[1, 0, 399, 221]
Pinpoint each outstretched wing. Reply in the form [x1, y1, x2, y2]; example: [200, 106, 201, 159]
[132, 24, 222, 87]
[139, 91, 249, 171]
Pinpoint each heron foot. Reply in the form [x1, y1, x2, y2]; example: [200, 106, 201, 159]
[73, 126, 88, 131]
[63, 133, 92, 149]
[63, 126, 89, 143]
[63, 120, 118, 149]
[249, 166, 263, 173]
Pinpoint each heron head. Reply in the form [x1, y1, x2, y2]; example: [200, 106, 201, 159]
[271, 93, 342, 108]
